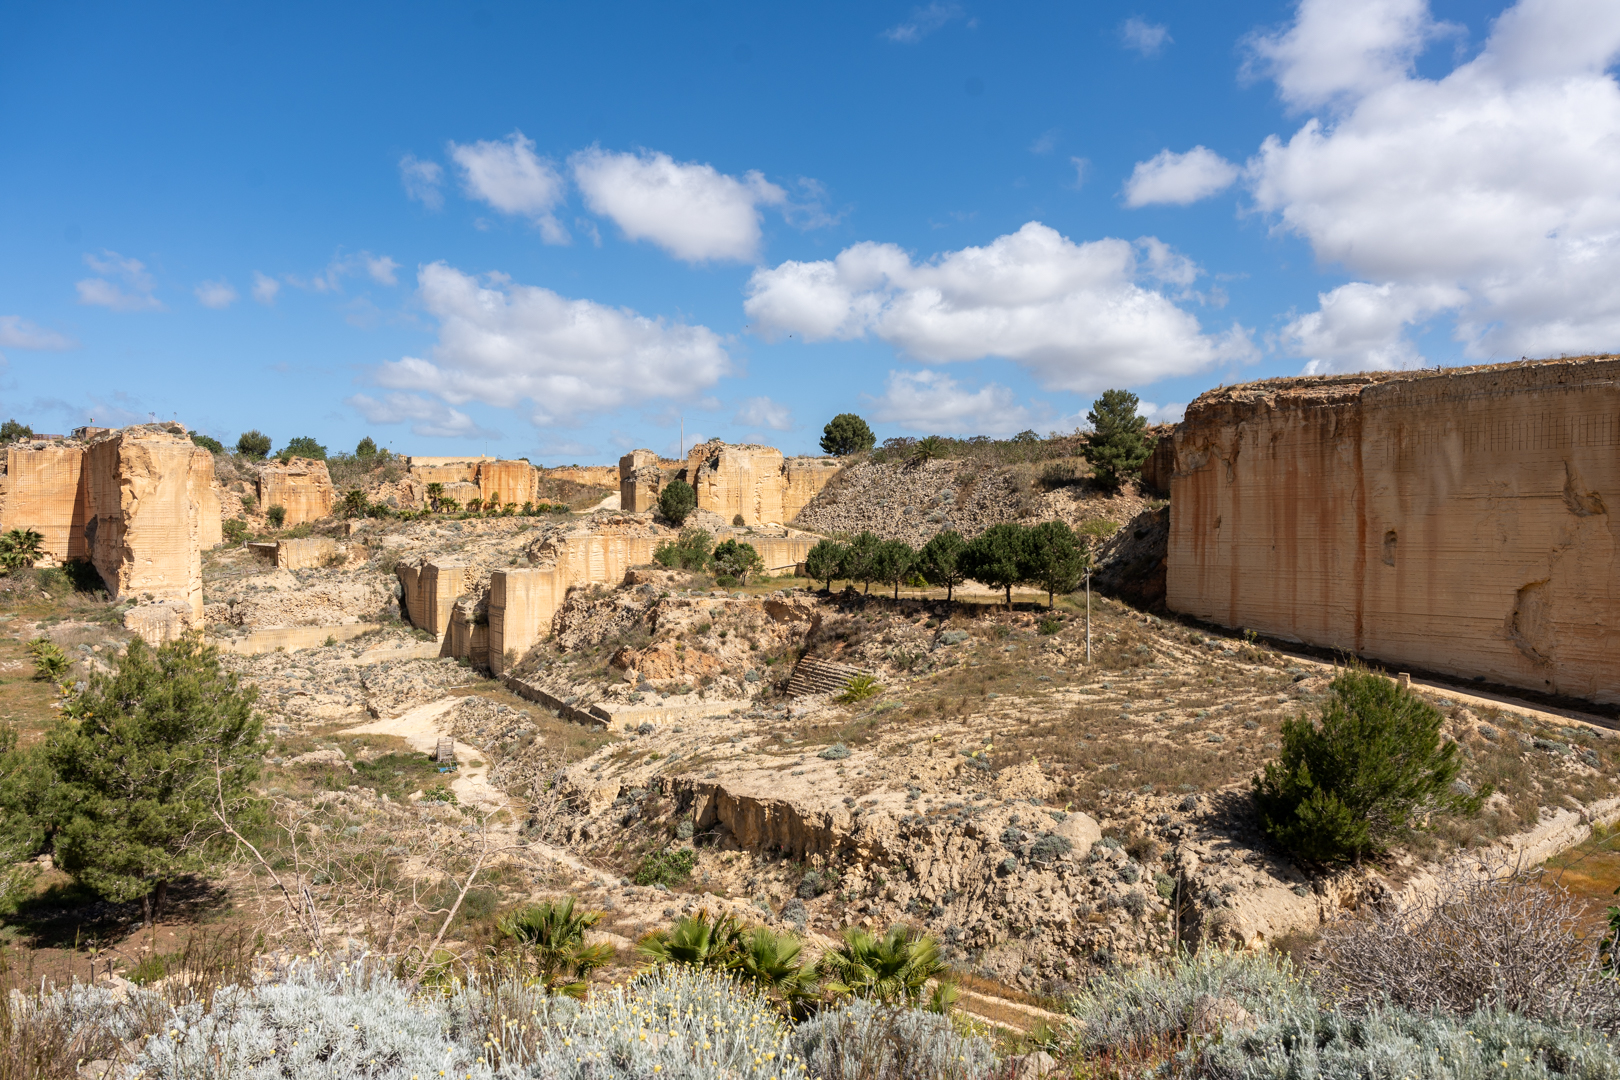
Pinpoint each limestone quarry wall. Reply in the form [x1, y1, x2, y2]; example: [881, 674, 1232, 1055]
[257, 458, 334, 525]
[0, 444, 89, 561]
[474, 460, 535, 506]
[783, 460, 839, 522]
[690, 443, 786, 525]
[83, 429, 212, 617]
[550, 464, 622, 489]
[406, 521, 822, 674]
[1167, 357, 1620, 704]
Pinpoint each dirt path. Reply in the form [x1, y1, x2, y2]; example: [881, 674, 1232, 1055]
[342, 697, 509, 814]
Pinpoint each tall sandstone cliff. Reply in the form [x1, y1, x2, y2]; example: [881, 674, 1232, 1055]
[1167, 357, 1620, 704]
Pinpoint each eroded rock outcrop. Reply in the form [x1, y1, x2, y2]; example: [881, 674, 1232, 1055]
[616, 443, 839, 526]
[1168, 356, 1620, 703]
[257, 457, 335, 525]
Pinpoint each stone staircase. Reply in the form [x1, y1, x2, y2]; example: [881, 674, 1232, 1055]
[785, 656, 871, 698]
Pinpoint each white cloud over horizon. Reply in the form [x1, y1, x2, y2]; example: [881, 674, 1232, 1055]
[869, 370, 1035, 436]
[450, 131, 568, 243]
[367, 262, 733, 426]
[744, 221, 1254, 395]
[1247, 0, 1620, 370]
[733, 396, 793, 431]
[0, 316, 75, 351]
[571, 148, 787, 263]
[346, 391, 499, 439]
[1123, 147, 1240, 207]
[76, 251, 163, 311]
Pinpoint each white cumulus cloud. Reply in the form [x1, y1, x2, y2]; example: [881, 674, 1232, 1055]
[1248, 0, 1620, 366]
[744, 221, 1254, 394]
[1120, 17, 1172, 56]
[1243, 0, 1455, 111]
[450, 131, 568, 244]
[76, 251, 163, 311]
[1123, 147, 1240, 207]
[571, 148, 786, 263]
[346, 391, 497, 439]
[367, 262, 733, 426]
[399, 153, 444, 210]
[193, 279, 238, 309]
[733, 396, 793, 431]
[0, 316, 75, 350]
[869, 370, 1035, 436]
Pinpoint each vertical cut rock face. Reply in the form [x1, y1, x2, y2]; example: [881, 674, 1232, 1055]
[256, 457, 335, 525]
[0, 444, 89, 561]
[1167, 356, 1620, 703]
[687, 442, 786, 525]
[83, 428, 214, 617]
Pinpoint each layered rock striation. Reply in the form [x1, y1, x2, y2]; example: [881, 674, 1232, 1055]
[1167, 357, 1620, 703]
[617, 442, 839, 526]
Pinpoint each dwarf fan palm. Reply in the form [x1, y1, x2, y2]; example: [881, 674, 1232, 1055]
[818, 925, 950, 1009]
[499, 898, 614, 999]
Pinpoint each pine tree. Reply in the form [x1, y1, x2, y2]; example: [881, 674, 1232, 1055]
[841, 532, 883, 594]
[873, 539, 915, 599]
[1253, 667, 1484, 862]
[916, 530, 967, 601]
[1082, 389, 1152, 490]
[820, 414, 876, 457]
[959, 523, 1029, 610]
[46, 636, 264, 923]
[658, 479, 697, 525]
[1021, 520, 1087, 609]
[804, 540, 849, 591]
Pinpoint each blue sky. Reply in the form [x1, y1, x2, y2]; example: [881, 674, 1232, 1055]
[3, 0, 1618, 464]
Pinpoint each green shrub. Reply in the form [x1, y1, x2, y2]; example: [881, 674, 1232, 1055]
[0, 528, 44, 574]
[654, 527, 713, 571]
[1253, 667, 1483, 862]
[265, 504, 287, 528]
[0, 419, 32, 443]
[635, 848, 697, 887]
[235, 430, 271, 459]
[26, 639, 70, 682]
[711, 538, 764, 584]
[278, 435, 326, 461]
[189, 433, 224, 454]
[836, 675, 881, 704]
[658, 478, 697, 526]
[355, 435, 377, 457]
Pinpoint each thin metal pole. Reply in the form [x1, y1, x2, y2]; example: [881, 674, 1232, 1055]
[1085, 568, 1092, 664]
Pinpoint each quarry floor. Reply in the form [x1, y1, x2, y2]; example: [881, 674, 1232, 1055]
[5, 510, 1620, 1022]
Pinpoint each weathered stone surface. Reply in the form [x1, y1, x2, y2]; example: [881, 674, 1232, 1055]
[1167, 357, 1620, 704]
[783, 459, 839, 521]
[688, 442, 786, 525]
[84, 427, 211, 620]
[0, 443, 88, 561]
[256, 457, 334, 525]
[547, 464, 621, 488]
[473, 459, 535, 506]
[274, 537, 344, 570]
[618, 449, 666, 513]
[397, 560, 466, 641]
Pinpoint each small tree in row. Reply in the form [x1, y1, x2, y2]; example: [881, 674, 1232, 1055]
[803, 520, 1088, 608]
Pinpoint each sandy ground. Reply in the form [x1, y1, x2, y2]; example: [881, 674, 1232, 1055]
[342, 698, 509, 814]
